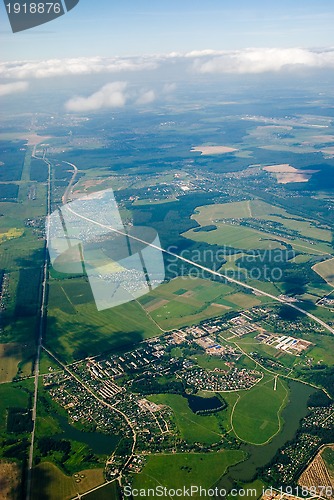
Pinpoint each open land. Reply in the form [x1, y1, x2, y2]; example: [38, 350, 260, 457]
[0, 461, 21, 499]
[183, 199, 333, 255]
[298, 445, 334, 499]
[132, 451, 246, 491]
[263, 164, 320, 184]
[191, 145, 238, 155]
[313, 258, 334, 286]
[31, 462, 105, 500]
[1, 100, 334, 500]
[232, 376, 289, 445]
[0, 342, 34, 382]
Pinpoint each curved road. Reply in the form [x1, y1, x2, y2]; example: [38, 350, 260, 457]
[62, 161, 78, 204]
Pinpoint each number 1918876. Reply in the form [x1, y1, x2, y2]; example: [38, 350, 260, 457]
[6, 3, 62, 14]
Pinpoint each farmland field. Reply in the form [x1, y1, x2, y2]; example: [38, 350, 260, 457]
[132, 451, 246, 492]
[0, 343, 34, 382]
[322, 447, 334, 475]
[31, 462, 105, 500]
[148, 393, 224, 445]
[138, 276, 266, 330]
[0, 228, 23, 243]
[183, 200, 333, 254]
[193, 354, 230, 371]
[46, 278, 161, 362]
[298, 446, 334, 497]
[0, 382, 31, 427]
[222, 293, 261, 309]
[231, 376, 289, 445]
[312, 258, 334, 286]
[82, 481, 120, 499]
[0, 461, 21, 499]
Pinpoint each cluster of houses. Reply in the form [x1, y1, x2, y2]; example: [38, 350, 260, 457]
[182, 367, 262, 392]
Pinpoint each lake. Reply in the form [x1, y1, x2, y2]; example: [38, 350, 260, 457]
[54, 415, 120, 456]
[217, 380, 316, 489]
[185, 394, 226, 413]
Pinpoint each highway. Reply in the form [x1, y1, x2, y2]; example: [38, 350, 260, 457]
[65, 203, 334, 335]
[24, 153, 334, 498]
[62, 161, 78, 204]
[26, 152, 51, 500]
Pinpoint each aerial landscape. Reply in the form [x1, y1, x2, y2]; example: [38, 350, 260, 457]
[1, 1, 334, 499]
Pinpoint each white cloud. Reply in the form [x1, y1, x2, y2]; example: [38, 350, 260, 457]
[162, 83, 177, 93]
[0, 81, 29, 96]
[65, 82, 177, 112]
[185, 49, 221, 58]
[65, 82, 128, 112]
[2, 48, 334, 81]
[0, 56, 158, 79]
[191, 48, 334, 74]
[136, 89, 156, 105]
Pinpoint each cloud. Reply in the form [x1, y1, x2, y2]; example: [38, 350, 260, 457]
[0, 56, 158, 79]
[191, 48, 334, 74]
[162, 83, 177, 93]
[136, 89, 156, 105]
[0, 81, 29, 96]
[2, 48, 334, 81]
[65, 82, 128, 112]
[185, 50, 221, 58]
[65, 81, 177, 112]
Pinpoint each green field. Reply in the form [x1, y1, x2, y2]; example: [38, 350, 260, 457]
[148, 393, 223, 445]
[0, 141, 47, 379]
[231, 377, 289, 445]
[222, 293, 261, 309]
[132, 451, 246, 493]
[185, 224, 285, 251]
[150, 301, 229, 330]
[305, 335, 334, 366]
[83, 481, 120, 499]
[227, 480, 265, 500]
[138, 277, 265, 330]
[321, 447, 334, 475]
[31, 462, 105, 500]
[46, 278, 161, 362]
[0, 343, 34, 382]
[0, 382, 31, 429]
[183, 200, 333, 255]
[38, 349, 61, 375]
[290, 254, 313, 264]
[312, 258, 334, 286]
[193, 354, 230, 371]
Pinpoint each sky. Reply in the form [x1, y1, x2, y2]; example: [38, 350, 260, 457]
[1, 0, 334, 61]
[1, 0, 334, 111]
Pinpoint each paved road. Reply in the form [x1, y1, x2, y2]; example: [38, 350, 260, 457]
[62, 161, 78, 204]
[65, 203, 334, 335]
[26, 154, 52, 500]
[42, 346, 137, 482]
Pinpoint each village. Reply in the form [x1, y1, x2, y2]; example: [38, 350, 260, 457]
[42, 305, 321, 480]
